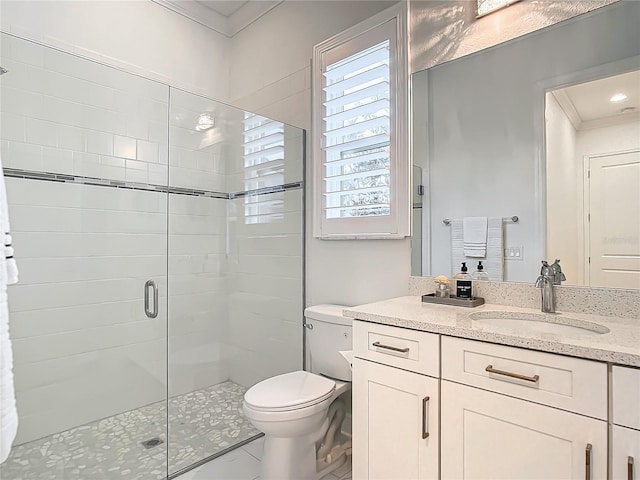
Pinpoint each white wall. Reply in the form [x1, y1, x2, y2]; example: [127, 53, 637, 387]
[545, 93, 579, 284]
[576, 120, 640, 160]
[228, 0, 411, 308]
[0, 0, 230, 99]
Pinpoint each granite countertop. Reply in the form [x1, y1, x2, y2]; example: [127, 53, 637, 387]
[343, 296, 640, 367]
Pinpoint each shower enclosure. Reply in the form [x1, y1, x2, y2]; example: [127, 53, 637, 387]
[0, 32, 304, 479]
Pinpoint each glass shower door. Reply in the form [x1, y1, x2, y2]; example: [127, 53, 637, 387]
[0, 33, 170, 479]
[166, 89, 305, 476]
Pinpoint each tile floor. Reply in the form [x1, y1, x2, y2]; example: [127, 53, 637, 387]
[0, 381, 260, 480]
[175, 436, 352, 480]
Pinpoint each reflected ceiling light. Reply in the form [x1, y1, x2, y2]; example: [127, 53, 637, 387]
[476, 0, 522, 18]
[195, 113, 215, 131]
[609, 93, 628, 103]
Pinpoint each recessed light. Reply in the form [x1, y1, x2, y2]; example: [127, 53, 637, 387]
[195, 113, 215, 131]
[610, 93, 628, 103]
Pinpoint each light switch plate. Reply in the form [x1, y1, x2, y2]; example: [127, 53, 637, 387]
[504, 246, 524, 260]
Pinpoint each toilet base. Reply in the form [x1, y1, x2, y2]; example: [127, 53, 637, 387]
[261, 435, 317, 480]
[261, 435, 350, 480]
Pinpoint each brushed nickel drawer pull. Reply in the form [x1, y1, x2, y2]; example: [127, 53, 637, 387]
[372, 341, 410, 353]
[485, 365, 540, 383]
[422, 396, 430, 439]
[586, 443, 592, 480]
[629, 456, 634, 480]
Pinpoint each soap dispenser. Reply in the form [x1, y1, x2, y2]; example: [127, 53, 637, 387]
[472, 261, 489, 281]
[453, 262, 472, 298]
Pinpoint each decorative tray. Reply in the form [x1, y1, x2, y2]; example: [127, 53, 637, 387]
[421, 294, 485, 308]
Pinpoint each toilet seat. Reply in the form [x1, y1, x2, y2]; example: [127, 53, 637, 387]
[244, 371, 336, 412]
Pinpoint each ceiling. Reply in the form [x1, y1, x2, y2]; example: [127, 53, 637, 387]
[552, 70, 640, 130]
[196, 1, 249, 18]
[152, 0, 282, 37]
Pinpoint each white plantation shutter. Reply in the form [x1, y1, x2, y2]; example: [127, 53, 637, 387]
[323, 40, 391, 221]
[313, 9, 408, 238]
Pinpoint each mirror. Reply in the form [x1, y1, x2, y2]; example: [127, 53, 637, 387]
[411, 1, 640, 288]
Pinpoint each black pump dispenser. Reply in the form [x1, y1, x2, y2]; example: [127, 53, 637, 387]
[477, 261, 484, 271]
[454, 262, 472, 298]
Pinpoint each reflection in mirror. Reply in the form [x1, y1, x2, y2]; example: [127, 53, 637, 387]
[411, 164, 424, 274]
[411, 1, 640, 288]
[546, 71, 640, 289]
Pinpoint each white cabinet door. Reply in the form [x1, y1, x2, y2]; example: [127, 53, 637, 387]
[353, 357, 438, 480]
[441, 380, 607, 480]
[613, 425, 640, 480]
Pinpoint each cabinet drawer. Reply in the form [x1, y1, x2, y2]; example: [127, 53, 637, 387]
[613, 366, 640, 430]
[442, 336, 607, 419]
[353, 321, 439, 377]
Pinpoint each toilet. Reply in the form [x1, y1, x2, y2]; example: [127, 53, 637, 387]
[243, 305, 352, 480]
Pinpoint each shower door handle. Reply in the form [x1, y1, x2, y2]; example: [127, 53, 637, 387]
[144, 280, 158, 318]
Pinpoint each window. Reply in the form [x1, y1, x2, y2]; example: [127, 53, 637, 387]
[242, 113, 285, 224]
[313, 6, 409, 239]
[476, 0, 522, 18]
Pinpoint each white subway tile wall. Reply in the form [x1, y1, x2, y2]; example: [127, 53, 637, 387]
[0, 34, 169, 185]
[169, 89, 227, 193]
[168, 194, 229, 397]
[226, 190, 304, 387]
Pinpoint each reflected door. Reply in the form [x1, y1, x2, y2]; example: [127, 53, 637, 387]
[587, 150, 640, 288]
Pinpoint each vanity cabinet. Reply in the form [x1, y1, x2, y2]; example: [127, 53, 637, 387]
[352, 320, 616, 480]
[612, 366, 640, 480]
[352, 321, 439, 480]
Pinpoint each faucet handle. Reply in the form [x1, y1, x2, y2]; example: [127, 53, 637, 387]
[540, 260, 552, 276]
[549, 259, 566, 284]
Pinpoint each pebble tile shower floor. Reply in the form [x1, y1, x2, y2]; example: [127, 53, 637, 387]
[1, 381, 260, 479]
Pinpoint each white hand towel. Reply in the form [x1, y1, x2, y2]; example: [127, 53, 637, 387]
[451, 217, 504, 281]
[0, 154, 18, 464]
[463, 216, 488, 257]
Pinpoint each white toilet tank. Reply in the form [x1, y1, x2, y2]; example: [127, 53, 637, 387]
[304, 305, 352, 382]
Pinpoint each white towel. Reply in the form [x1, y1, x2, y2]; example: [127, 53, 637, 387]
[451, 217, 504, 281]
[463, 216, 487, 257]
[0, 154, 18, 464]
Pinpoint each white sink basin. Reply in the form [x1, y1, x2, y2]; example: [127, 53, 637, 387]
[469, 311, 610, 336]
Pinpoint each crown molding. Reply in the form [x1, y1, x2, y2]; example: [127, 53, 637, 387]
[151, 0, 283, 37]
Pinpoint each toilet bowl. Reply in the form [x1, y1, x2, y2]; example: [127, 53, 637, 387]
[242, 305, 353, 480]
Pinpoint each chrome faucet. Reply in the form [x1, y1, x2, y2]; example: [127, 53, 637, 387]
[535, 260, 556, 313]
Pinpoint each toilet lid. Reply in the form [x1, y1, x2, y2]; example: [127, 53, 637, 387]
[244, 371, 336, 411]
